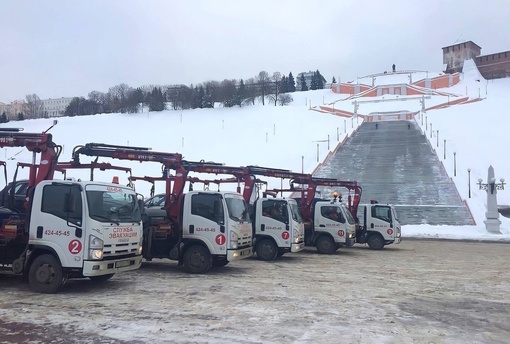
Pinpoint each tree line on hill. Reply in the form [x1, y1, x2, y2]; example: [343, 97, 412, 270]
[4, 70, 327, 121]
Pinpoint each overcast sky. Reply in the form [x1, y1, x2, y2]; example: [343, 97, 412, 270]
[1, 0, 509, 102]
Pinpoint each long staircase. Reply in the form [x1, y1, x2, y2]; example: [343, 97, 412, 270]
[314, 120, 474, 225]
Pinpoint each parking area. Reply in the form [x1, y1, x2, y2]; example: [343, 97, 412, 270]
[0, 240, 509, 343]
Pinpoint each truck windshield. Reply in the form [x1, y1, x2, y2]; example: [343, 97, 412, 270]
[341, 204, 356, 225]
[225, 194, 250, 223]
[391, 207, 399, 223]
[289, 202, 303, 223]
[86, 185, 141, 223]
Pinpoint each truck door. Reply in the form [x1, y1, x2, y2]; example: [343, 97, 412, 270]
[317, 205, 347, 241]
[371, 205, 393, 227]
[255, 199, 291, 247]
[185, 193, 224, 253]
[33, 183, 84, 268]
[259, 199, 289, 245]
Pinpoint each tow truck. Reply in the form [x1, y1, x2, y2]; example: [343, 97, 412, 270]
[0, 128, 143, 293]
[69, 143, 253, 273]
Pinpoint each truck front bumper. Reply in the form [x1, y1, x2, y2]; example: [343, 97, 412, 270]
[83, 255, 143, 276]
[227, 246, 253, 261]
[291, 242, 305, 253]
[345, 236, 356, 247]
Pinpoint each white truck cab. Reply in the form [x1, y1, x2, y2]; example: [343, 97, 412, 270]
[144, 190, 253, 273]
[1, 179, 143, 293]
[304, 197, 357, 254]
[356, 201, 402, 249]
[252, 197, 305, 261]
[181, 191, 253, 266]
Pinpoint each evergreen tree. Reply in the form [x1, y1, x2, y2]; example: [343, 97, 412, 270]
[280, 75, 288, 94]
[288, 72, 296, 92]
[0, 112, 8, 123]
[17, 112, 24, 121]
[300, 74, 308, 91]
[310, 72, 318, 90]
[149, 87, 165, 111]
[193, 85, 205, 109]
[236, 79, 246, 106]
[316, 70, 325, 89]
[203, 84, 214, 108]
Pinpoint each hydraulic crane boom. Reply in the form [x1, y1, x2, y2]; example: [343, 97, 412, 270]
[0, 128, 61, 188]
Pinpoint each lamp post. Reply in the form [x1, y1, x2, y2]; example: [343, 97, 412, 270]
[478, 177, 506, 195]
[443, 139, 446, 159]
[468, 168, 471, 198]
[425, 116, 428, 130]
[453, 152, 457, 176]
[430, 123, 433, 138]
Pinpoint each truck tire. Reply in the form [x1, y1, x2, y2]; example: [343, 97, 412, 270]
[367, 233, 385, 250]
[88, 274, 115, 282]
[256, 239, 278, 261]
[316, 236, 336, 254]
[28, 254, 65, 294]
[183, 245, 212, 274]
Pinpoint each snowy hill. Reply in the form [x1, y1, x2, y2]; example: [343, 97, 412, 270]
[1, 63, 510, 241]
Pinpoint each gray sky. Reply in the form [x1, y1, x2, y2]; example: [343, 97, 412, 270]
[1, 0, 508, 102]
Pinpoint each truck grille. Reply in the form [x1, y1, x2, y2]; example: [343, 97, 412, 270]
[239, 235, 252, 247]
[103, 242, 139, 258]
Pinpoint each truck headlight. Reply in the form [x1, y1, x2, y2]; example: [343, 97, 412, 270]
[138, 236, 143, 255]
[90, 249, 103, 260]
[230, 231, 238, 249]
[292, 229, 300, 243]
[89, 235, 104, 260]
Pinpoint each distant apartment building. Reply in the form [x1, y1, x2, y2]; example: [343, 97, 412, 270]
[42, 97, 74, 117]
[0, 96, 74, 121]
[0, 100, 26, 120]
[442, 41, 510, 79]
[296, 71, 326, 91]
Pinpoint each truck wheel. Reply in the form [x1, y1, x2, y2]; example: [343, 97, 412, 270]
[88, 274, 115, 282]
[212, 260, 229, 268]
[367, 234, 385, 250]
[28, 254, 65, 294]
[316, 236, 336, 254]
[183, 245, 212, 274]
[256, 239, 278, 261]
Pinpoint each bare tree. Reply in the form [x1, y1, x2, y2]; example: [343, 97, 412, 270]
[107, 83, 133, 113]
[278, 93, 293, 106]
[268, 72, 281, 106]
[24, 94, 43, 119]
[256, 71, 271, 105]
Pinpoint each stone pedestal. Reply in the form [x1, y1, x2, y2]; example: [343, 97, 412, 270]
[483, 166, 502, 234]
[484, 217, 502, 234]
